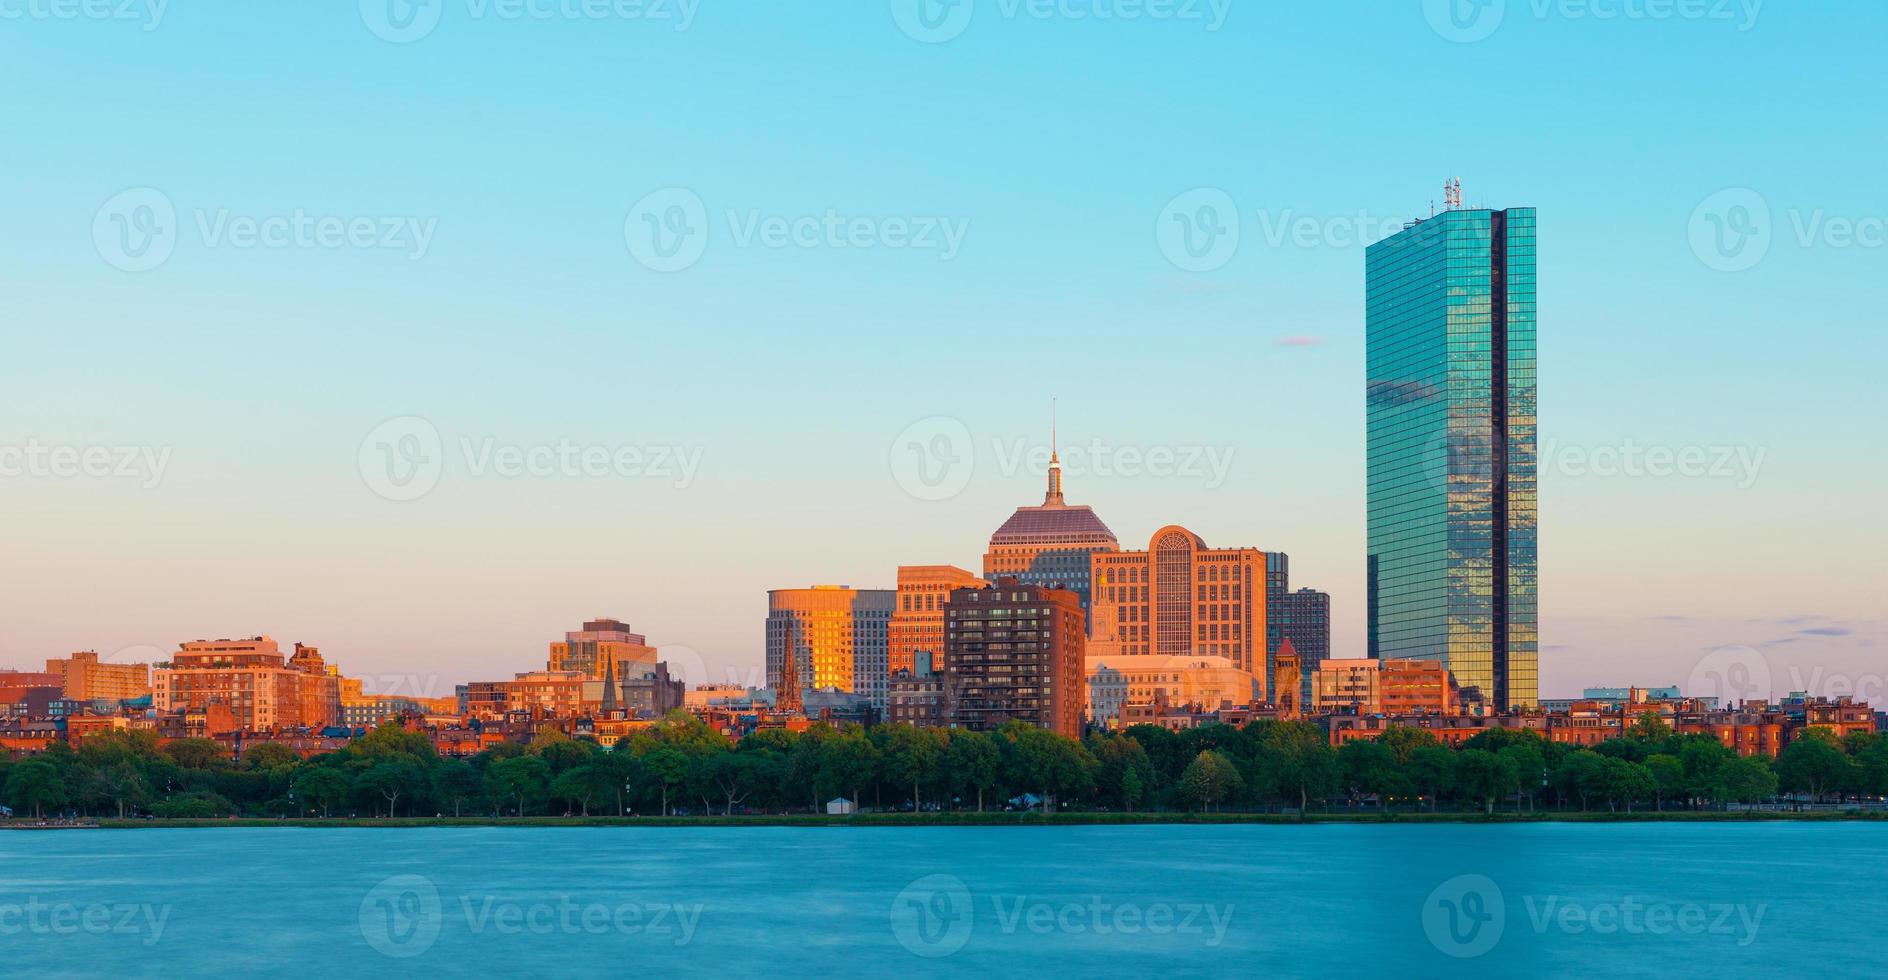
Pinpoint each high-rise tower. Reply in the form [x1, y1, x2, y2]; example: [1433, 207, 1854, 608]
[1365, 192, 1538, 710]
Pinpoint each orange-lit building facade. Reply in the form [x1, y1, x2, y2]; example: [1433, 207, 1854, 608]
[151, 637, 341, 731]
[944, 580, 1086, 739]
[765, 586, 895, 710]
[547, 618, 657, 680]
[1088, 526, 1268, 692]
[1084, 654, 1257, 730]
[1312, 658, 1461, 717]
[890, 565, 986, 677]
[45, 651, 151, 701]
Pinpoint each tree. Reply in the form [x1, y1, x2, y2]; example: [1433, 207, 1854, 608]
[1004, 725, 1094, 812]
[944, 730, 1001, 812]
[590, 750, 640, 816]
[1177, 750, 1242, 812]
[242, 742, 300, 772]
[880, 727, 945, 810]
[7, 759, 68, 819]
[703, 752, 758, 815]
[1555, 751, 1607, 811]
[1454, 749, 1519, 815]
[1777, 732, 1852, 803]
[486, 756, 550, 816]
[92, 761, 151, 819]
[1498, 742, 1546, 813]
[357, 759, 426, 818]
[550, 765, 601, 816]
[432, 759, 481, 818]
[1720, 755, 1779, 804]
[164, 739, 229, 771]
[292, 767, 353, 818]
[1338, 739, 1407, 808]
[643, 747, 691, 816]
[1645, 755, 1686, 811]
[1258, 722, 1337, 814]
[817, 733, 881, 811]
[1627, 712, 1674, 744]
[1406, 745, 1455, 811]
[1089, 734, 1155, 812]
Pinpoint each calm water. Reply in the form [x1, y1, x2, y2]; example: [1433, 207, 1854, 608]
[2, 823, 1883, 976]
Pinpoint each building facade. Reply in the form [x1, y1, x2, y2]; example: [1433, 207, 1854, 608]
[547, 618, 657, 680]
[765, 586, 895, 711]
[983, 453, 1118, 628]
[151, 636, 341, 731]
[1280, 588, 1331, 708]
[1366, 202, 1539, 709]
[1084, 654, 1257, 730]
[890, 565, 986, 677]
[944, 580, 1085, 738]
[1312, 657, 1461, 716]
[1088, 525, 1268, 693]
[45, 651, 151, 701]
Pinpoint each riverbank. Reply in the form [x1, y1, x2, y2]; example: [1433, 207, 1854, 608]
[17, 809, 1885, 829]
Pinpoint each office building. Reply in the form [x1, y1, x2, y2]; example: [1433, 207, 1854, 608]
[547, 618, 657, 680]
[1280, 588, 1331, 708]
[1088, 525, 1268, 690]
[983, 440, 1118, 627]
[1084, 653, 1257, 730]
[890, 565, 986, 676]
[944, 579, 1085, 738]
[151, 636, 341, 731]
[765, 586, 895, 710]
[1366, 197, 1538, 709]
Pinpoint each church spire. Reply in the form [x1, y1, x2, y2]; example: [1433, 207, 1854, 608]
[599, 651, 619, 718]
[1044, 398, 1064, 506]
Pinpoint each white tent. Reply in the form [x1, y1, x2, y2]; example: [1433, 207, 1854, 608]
[825, 797, 856, 815]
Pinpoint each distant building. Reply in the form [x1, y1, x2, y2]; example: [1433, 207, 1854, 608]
[684, 683, 755, 711]
[45, 651, 151, 701]
[1088, 525, 1269, 688]
[983, 442, 1118, 627]
[1263, 552, 1290, 695]
[151, 636, 341, 731]
[548, 618, 656, 680]
[1280, 588, 1330, 707]
[1084, 654, 1257, 730]
[887, 651, 946, 728]
[614, 660, 685, 719]
[890, 565, 986, 677]
[765, 586, 895, 711]
[944, 579, 1085, 738]
[1312, 657, 1461, 716]
[1366, 201, 1539, 710]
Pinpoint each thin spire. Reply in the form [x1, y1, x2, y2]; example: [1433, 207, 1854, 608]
[1044, 398, 1065, 506]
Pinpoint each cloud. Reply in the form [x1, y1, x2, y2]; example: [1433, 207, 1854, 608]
[1649, 615, 1692, 622]
[1274, 335, 1323, 348]
[1798, 627, 1853, 637]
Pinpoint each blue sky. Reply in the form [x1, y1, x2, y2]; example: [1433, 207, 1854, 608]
[2, 1, 1883, 701]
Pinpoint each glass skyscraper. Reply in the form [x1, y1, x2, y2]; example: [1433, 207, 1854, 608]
[1365, 205, 1537, 710]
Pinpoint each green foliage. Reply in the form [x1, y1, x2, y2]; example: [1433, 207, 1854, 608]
[1177, 750, 1243, 811]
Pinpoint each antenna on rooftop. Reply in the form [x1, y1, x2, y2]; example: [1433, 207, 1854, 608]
[1444, 177, 1463, 211]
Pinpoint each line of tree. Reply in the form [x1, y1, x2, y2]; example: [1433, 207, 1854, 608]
[4, 712, 1883, 820]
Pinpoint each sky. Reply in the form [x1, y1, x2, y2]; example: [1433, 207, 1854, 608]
[2, 1, 1884, 703]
